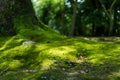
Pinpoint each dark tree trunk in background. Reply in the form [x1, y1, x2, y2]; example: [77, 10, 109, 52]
[0, 0, 42, 36]
[99, 0, 117, 36]
[14, 0, 35, 15]
[92, 23, 96, 36]
[69, 0, 77, 37]
[0, 0, 15, 35]
[59, 0, 65, 35]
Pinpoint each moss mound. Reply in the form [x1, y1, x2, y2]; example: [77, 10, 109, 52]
[0, 36, 120, 80]
[18, 28, 66, 42]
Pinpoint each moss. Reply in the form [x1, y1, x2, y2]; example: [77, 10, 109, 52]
[0, 36, 120, 79]
[17, 28, 66, 43]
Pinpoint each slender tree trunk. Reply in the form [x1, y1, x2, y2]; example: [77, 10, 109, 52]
[69, 0, 77, 37]
[99, 0, 116, 36]
[109, 11, 114, 36]
[92, 23, 96, 36]
[60, 0, 65, 34]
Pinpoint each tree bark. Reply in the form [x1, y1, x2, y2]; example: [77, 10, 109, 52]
[99, 0, 116, 36]
[0, 0, 47, 35]
[69, 0, 77, 37]
[109, 11, 114, 36]
[13, 0, 38, 31]
[0, 0, 15, 35]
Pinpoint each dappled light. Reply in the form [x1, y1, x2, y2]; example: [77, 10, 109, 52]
[1, 0, 120, 79]
[0, 35, 120, 79]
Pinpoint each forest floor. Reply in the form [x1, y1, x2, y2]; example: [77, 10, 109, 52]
[0, 35, 120, 80]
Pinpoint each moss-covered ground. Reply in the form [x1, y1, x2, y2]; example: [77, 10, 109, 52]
[0, 29, 120, 80]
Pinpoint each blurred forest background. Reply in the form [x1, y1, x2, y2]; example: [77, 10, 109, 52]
[1, 0, 120, 37]
[32, 0, 120, 37]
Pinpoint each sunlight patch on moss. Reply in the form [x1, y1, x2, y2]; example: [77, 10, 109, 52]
[108, 71, 120, 80]
[74, 42, 102, 50]
[0, 36, 23, 51]
[9, 60, 23, 69]
[35, 44, 49, 50]
[40, 59, 54, 70]
[42, 46, 76, 57]
[89, 53, 107, 63]
[110, 46, 120, 54]
[0, 37, 15, 50]
[0, 46, 26, 58]
[0, 61, 8, 69]
[62, 54, 78, 60]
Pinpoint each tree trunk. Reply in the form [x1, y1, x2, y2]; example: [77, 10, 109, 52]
[69, 0, 77, 37]
[108, 11, 114, 36]
[60, 0, 65, 35]
[0, 0, 15, 35]
[99, 0, 116, 36]
[13, 0, 38, 31]
[0, 0, 47, 36]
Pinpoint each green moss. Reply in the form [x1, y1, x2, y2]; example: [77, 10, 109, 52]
[1, 36, 120, 79]
[14, 15, 66, 43]
[17, 28, 66, 43]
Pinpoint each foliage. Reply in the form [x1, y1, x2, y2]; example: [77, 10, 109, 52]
[31, 0, 120, 36]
